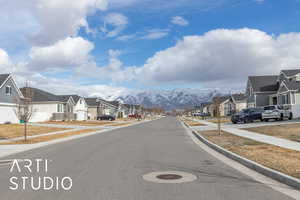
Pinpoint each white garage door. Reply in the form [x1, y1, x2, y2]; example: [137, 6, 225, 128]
[0, 106, 19, 124]
[77, 111, 87, 121]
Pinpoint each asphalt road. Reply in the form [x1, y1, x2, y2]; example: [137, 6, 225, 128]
[0, 117, 295, 200]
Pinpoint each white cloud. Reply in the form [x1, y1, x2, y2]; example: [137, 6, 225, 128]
[101, 13, 129, 37]
[0, 0, 107, 46]
[171, 16, 189, 26]
[28, 37, 94, 71]
[128, 28, 300, 88]
[140, 29, 170, 40]
[0, 49, 14, 73]
[254, 0, 265, 4]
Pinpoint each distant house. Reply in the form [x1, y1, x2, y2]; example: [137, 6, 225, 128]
[85, 98, 99, 120]
[20, 87, 76, 122]
[0, 74, 24, 124]
[211, 96, 230, 117]
[224, 93, 247, 115]
[85, 98, 118, 120]
[246, 75, 278, 108]
[58, 95, 87, 121]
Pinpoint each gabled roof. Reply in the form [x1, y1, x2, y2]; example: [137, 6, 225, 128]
[20, 87, 60, 102]
[281, 69, 300, 77]
[248, 75, 278, 92]
[212, 95, 230, 103]
[231, 93, 246, 102]
[58, 95, 80, 103]
[85, 98, 98, 107]
[285, 81, 300, 91]
[0, 74, 10, 88]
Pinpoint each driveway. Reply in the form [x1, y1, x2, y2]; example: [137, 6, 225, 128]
[0, 117, 295, 200]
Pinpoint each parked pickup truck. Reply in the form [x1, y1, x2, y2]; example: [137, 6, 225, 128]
[262, 105, 293, 121]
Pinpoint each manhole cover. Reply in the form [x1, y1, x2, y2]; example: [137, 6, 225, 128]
[143, 171, 197, 184]
[156, 174, 183, 180]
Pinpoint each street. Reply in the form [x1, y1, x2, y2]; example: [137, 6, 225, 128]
[0, 117, 295, 200]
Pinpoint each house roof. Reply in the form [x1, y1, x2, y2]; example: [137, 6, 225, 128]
[285, 81, 300, 91]
[231, 93, 246, 101]
[85, 98, 98, 107]
[281, 69, 300, 77]
[0, 74, 10, 88]
[58, 95, 80, 103]
[248, 75, 278, 92]
[212, 95, 230, 103]
[20, 87, 61, 102]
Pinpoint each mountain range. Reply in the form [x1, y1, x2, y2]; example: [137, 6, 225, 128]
[96, 88, 223, 110]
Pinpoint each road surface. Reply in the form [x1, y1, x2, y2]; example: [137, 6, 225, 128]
[0, 117, 295, 199]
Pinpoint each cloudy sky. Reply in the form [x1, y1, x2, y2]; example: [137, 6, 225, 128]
[1, 0, 300, 96]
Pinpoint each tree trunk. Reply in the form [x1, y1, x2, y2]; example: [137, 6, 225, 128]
[24, 121, 27, 141]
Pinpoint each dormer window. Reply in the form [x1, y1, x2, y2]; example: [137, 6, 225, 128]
[5, 86, 12, 96]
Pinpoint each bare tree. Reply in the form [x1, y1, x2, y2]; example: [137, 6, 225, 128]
[14, 83, 35, 141]
[213, 96, 222, 136]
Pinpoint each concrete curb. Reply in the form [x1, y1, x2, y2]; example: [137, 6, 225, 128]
[193, 131, 300, 190]
[182, 122, 300, 190]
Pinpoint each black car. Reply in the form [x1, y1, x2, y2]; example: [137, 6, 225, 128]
[231, 108, 264, 124]
[97, 115, 116, 121]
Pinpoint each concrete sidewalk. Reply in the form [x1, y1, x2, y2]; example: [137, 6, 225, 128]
[223, 127, 300, 152]
[186, 117, 300, 151]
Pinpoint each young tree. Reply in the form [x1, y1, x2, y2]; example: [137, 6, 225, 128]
[213, 96, 222, 136]
[14, 84, 35, 141]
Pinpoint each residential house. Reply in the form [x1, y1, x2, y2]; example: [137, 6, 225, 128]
[224, 93, 247, 115]
[0, 74, 24, 124]
[211, 96, 230, 117]
[20, 87, 76, 122]
[85, 98, 118, 120]
[246, 75, 278, 108]
[58, 95, 88, 121]
[85, 98, 98, 120]
[271, 69, 300, 118]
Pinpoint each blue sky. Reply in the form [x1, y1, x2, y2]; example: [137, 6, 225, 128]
[1, 0, 300, 96]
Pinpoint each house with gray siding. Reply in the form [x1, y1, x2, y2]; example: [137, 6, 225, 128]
[246, 75, 278, 108]
[0, 74, 24, 124]
[20, 87, 76, 122]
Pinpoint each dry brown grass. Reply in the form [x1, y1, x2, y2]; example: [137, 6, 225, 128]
[199, 130, 300, 179]
[183, 120, 205, 126]
[1, 129, 100, 145]
[208, 118, 231, 124]
[42, 121, 114, 126]
[0, 124, 68, 139]
[109, 122, 134, 127]
[244, 123, 300, 142]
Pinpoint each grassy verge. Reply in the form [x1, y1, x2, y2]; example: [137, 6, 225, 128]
[207, 118, 231, 124]
[0, 124, 68, 139]
[198, 130, 300, 179]
[1, 129, 100, 145]
[183, 119, 205, 126]
[244, 123, 300, 142]
[42, 121, 114, 126]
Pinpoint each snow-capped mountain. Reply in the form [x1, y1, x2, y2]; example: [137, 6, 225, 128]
[99, 88, 223, 110]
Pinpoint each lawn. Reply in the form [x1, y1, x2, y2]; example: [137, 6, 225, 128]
[207, 117, 231, 124]
[0, 124, 68, 139]
[198, 130, 300, 179]
[1, 129, 100, 145]
[42, 121, 115, 126]
[182, 120, 205, 126]
[244, 123, 300, 142]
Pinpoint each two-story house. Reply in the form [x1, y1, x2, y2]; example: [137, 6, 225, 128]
[58, 95, 88, 121]
[246, 75, 278, 108]
[0, 74, 24, 124]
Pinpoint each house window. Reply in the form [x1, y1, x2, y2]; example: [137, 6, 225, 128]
[80, 99, 82, 104]
[5, 86, 12, 96]
[57, 104, 63, 113]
